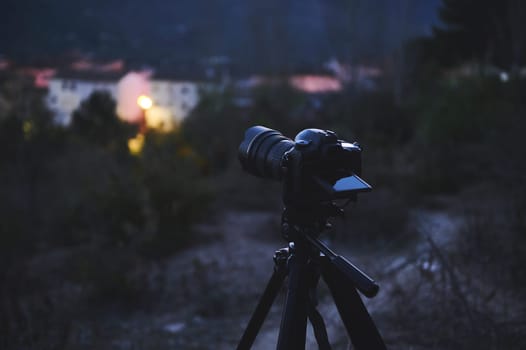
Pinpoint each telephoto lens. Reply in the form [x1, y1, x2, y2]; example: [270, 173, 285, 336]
[238, 126, 295, 180]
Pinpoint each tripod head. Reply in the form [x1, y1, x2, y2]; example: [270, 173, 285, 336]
[280, 203, 380, 299]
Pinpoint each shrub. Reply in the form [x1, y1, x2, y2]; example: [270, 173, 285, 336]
[323, 90, 414, 148]
[181, 89, 250, 172]
[410, 78, 519, 193]
[138, 130, 212, 257]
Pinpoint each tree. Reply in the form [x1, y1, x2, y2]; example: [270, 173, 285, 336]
[433, 0, 526, 71]
[71, 91, 136, 151]
[0, 74, 63, 297]
[181, 89, 248, 171]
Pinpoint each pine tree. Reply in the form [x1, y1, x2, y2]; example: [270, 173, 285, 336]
[433, 0, 526, 71]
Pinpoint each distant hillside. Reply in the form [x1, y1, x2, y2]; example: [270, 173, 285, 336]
[0, 0, 439, 71]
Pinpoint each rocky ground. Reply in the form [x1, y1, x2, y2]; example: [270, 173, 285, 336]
[16, 190, 525, 350]
[69, 205, 467, 350]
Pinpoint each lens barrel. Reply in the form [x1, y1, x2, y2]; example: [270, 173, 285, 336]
[238, 126, 294, 180]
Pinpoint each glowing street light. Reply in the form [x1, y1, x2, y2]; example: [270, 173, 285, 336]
[128, 133, 145, 155]
[136, 95, 153, 133]
[137, 95, 153, 110]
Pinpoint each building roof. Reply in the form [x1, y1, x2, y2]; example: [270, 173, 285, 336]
[51, 70, 127, 82]
[52, 67, 215, 84]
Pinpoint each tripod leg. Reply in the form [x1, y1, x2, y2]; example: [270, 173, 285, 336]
[305, 260, 332, 350]
[320, 257, 387, 350]
[308, 304, 332, 350]
[276, 245, 310, 350]
[237, 266, 287, 350]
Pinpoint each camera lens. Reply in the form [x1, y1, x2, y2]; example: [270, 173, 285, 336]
[238, 126, 294, 180]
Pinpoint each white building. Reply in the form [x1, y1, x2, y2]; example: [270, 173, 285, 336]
[150, 79, 200, 125]
[47, 74, 119, 125]
[47, 71, 204, 129]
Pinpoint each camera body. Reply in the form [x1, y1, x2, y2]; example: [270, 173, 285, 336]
[239, 126, 371, 208]
[282, 128, 365, 206]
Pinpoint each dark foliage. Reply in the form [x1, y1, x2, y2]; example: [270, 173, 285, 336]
[0, 85, 212, 349]
[71, 91, 137, 151]
[409, 78, 525, 194]
[433, 0, 526, 70]
[181, 88, 250, 172]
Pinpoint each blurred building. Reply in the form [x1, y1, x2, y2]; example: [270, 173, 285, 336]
[47, 70, 205, 128]
[0, 55, 10, 70]
[289, 75, 342, 93]
[146, 77, 201, 128]
[47, 71, 122, 125]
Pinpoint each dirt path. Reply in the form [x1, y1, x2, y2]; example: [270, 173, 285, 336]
[66, 206, 465, 350]
[152, 210, 285, 349]
[132, 207, 464, 350]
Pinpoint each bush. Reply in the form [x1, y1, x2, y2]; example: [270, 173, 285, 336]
[181, 89, 250, 172]
[323, 90, 414, 148]
[410, 78, 520, 193]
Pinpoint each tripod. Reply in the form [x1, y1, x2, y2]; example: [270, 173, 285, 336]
[237, 206, 387, 350]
